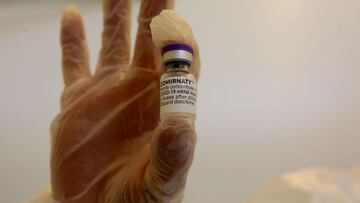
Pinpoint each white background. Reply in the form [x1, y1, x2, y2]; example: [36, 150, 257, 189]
[1, 0, 360, 202]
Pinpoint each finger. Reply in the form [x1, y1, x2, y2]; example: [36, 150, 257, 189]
[150, 9, 201, 79]
[132, 0, 175, 70]
[144, 119, 196, 201]
[61, 5, 91, 86]
[97, 0, 132, 72]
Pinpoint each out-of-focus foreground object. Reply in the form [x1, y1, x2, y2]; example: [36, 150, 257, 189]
[28, 187, 54, 203]
[245, 166, 360, 203]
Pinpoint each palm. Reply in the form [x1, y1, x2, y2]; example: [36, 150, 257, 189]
[52, 67, 159, 202]
[50, 1, 196, 203]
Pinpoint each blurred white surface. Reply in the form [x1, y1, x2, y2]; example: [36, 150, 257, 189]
[0, 0, 360, 202]
[245, 166, 360, 203]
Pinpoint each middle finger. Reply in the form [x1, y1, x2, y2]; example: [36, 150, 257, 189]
[97, 0, 132, 72]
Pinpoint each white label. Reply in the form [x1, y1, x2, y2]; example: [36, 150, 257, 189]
[160, 75, 197, 115]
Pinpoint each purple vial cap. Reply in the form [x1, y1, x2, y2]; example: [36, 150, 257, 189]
[162, 44, 194, 55]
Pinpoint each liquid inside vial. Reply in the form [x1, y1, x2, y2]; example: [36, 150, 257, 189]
[160, 44, 197, 121]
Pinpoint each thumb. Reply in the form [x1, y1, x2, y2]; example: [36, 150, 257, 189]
[144, 119, 197, 202]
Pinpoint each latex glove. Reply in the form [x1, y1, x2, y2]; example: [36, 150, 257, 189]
[51, 0, 200, 202]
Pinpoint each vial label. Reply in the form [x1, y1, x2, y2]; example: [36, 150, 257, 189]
[160, 75, 197, 116]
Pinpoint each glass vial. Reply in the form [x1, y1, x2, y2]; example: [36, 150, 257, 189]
[160, 44, 197, 121]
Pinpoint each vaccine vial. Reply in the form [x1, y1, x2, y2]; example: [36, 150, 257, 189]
[160, 44, 197, 121]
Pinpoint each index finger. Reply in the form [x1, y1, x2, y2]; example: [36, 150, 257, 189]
[132, 0, 175, 71]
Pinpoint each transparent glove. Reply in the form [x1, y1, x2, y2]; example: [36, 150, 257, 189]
[51, 0, 200, 202]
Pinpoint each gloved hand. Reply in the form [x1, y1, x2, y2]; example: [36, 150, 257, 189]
[51, 0, 200, 202]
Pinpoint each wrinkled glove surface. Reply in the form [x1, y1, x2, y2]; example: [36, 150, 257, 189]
[51, 1, 200, 202]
